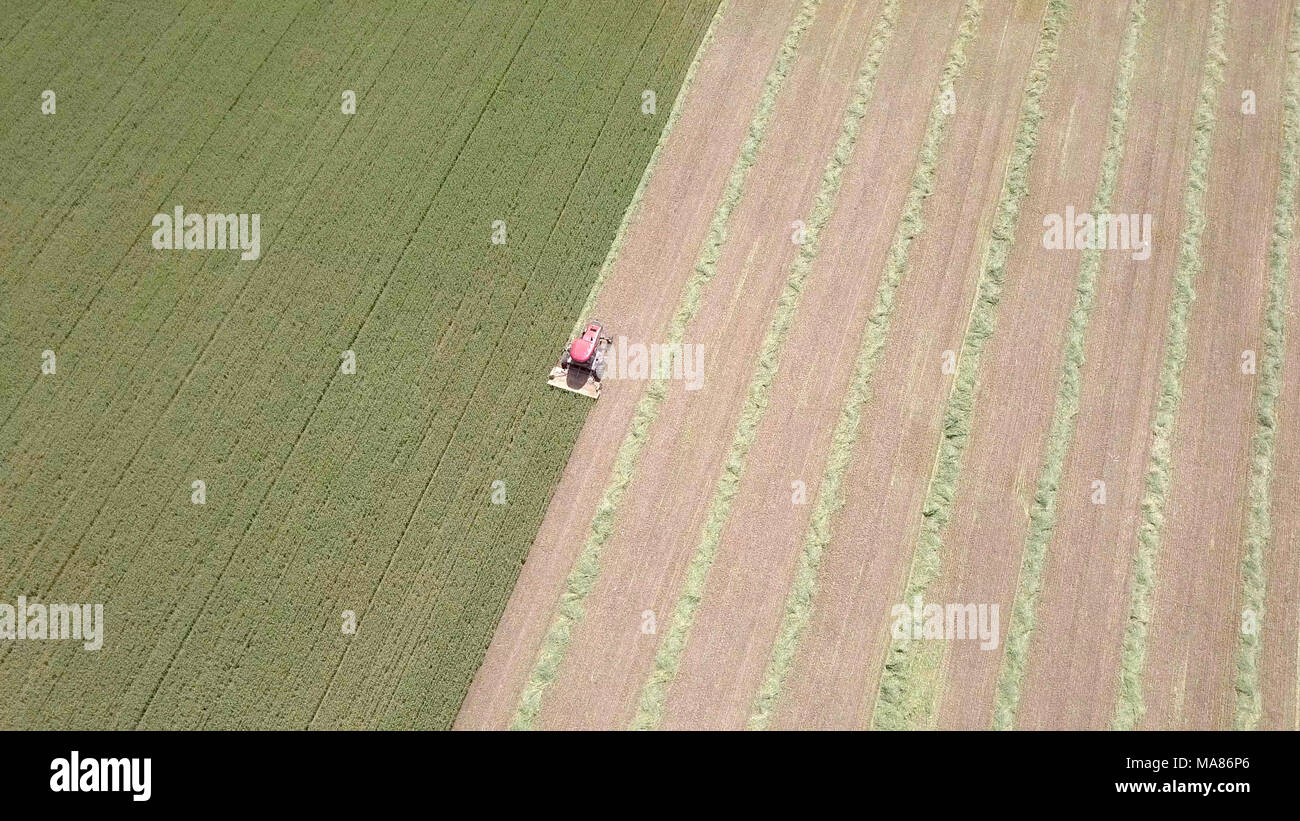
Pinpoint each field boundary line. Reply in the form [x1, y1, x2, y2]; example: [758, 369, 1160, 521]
[746, 0, 984, 731]
[1, 0, 453, 598]
[509, 0, 824, 730]
[1234, 0, 1300, 731]
[1113, 0, 1229, 731]
[871, 0, 1071, 732]
[629, 0, 903, 731]
[568, 0, 731, 341]
[991, 0, 1148, 730]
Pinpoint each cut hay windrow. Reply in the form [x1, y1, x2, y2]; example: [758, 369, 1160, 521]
[746, 0, 985, 732]
[1113, 0, 1229, 731]
[629, 0, 903, 732]
[1234, 0, 1300, 731]
[569, 0, 733, 341]
[991, 0, 1148, 731]
[509, 0, 824, 730]
[871, 0, 1071, 732]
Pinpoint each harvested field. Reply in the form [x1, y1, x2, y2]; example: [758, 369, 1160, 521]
[933, 0, 1138, 731]
[465, 0, 1300, 731]
[1140, 0, 1288, 730]
[1013, 0, 1215, 730]
[664, 0, 967, 732]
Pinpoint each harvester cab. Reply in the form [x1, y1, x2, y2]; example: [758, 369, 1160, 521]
[547, 320, 611, 399]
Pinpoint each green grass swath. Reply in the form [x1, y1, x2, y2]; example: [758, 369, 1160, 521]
[1233, 0, 1300, 731]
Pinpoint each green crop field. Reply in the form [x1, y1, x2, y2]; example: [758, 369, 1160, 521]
[0, 0, 717, 729]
